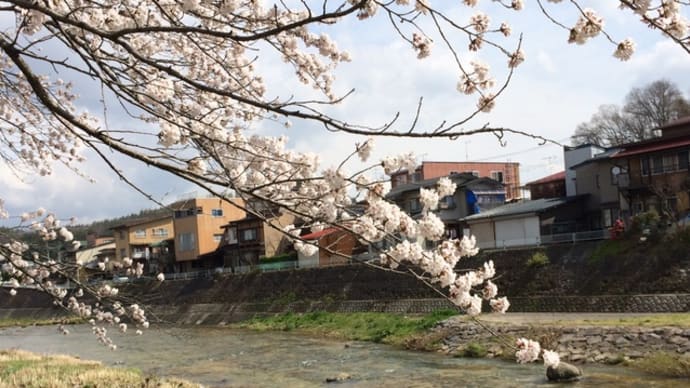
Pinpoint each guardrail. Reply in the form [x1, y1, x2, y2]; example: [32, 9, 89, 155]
[477, 229, 611, 250]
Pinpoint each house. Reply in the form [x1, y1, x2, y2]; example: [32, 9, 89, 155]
[612, 117, 690, 221]
[462, 196, 589, 249]
[297, 227, 361, 268]
[85, 232, 115, 248]
[389, 161, 521, 200]
[569, 148, 626, 229]
[111, 215, 175, 274]
[564, 144, 606, 197]
[218, 210, 296, 270]
[525, 171, 566, 200]
[73, 241, 116, 280]
[387, 173, 506, 240]
[171, 196, 246, 272]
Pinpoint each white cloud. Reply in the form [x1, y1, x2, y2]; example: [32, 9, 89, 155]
[2, 4, 689, 223]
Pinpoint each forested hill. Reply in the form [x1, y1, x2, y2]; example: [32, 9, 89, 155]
[69, 207, 171, 240]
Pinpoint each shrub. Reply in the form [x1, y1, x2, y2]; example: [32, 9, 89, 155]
[526, 251, 549, 267]
[259, 252, 297, 263]
[630, 210, 661, 234]
[633, 352, 690, 378]
[588, 240, 625, 264]
[460, 342, 488, 358]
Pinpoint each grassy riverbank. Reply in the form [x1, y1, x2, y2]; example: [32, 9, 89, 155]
[0, 349, 199, 388]
[238, 311, 690, 379]
[0, 316, 83, 329]
[237, 309, 457, 346]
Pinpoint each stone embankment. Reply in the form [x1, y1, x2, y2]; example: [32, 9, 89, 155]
[435, 317, 690, 363]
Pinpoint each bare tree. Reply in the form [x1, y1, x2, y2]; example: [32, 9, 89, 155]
[572, 79, 690, 147]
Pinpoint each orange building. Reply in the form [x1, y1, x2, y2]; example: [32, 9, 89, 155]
[111, 215, 174, 274]
[389, 161, 521, 200]
[171, 197, 246, 271]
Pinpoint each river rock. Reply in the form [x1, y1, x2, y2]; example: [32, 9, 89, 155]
[546, 362, 582, 382]
[325, 372, 352, 383]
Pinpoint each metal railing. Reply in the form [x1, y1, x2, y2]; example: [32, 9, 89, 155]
[477, 229, 611, 250]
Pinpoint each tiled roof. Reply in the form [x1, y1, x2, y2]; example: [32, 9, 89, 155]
[525, 171, 565, 186]
[613, 137, 690, 158]
[301, 227, 340, 240]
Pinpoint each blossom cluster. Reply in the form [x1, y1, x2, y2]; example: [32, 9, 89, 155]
[1, 208, 161, 350]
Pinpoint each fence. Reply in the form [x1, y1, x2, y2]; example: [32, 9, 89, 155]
[477, 229, 611, 250]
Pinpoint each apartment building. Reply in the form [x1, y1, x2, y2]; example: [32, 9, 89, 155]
[389, 161, 521, 200]
[111, 215, 174, 274]
[219, 210, 296, 269]
[172, 197, 246, 271]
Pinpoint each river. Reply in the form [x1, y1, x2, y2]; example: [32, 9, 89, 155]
[0, 324, 685, 387]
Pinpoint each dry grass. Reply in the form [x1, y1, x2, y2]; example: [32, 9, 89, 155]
[0, 349, 199, 388]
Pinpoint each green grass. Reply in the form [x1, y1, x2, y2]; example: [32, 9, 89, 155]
[632, 352, 690, 378]
[237, 309, 458, 346]
[588, 239, 629, 264]
[0, 316, 84, 329]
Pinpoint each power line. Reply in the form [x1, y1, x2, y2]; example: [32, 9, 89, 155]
[471, 137, 570, 162]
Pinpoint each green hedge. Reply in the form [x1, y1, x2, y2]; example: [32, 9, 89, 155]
[259, 252, 297, 263]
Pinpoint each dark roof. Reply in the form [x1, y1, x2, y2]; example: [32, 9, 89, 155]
[526, 171, 565, 186]
[660, 115, 690, 130]
[613, 137, 690, 158]
[568, 148, 621, 170]
[387, 173, 502, 200]
[461, 196, 583, 222]
[110, 215, 171, 230]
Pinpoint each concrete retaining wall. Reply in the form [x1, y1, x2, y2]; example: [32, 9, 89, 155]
[2, 294, 689, 325]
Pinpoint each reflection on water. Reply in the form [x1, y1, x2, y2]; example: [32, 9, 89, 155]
[0, 325, 685, 387]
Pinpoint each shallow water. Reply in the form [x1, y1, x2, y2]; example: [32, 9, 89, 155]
[0, 324, 686, 387]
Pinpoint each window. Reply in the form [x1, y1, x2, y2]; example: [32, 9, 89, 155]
[134, 229, 146, 238]
[633, 202, 644, 214]
[119, 230, 125, 239]
[652, 155, 663, 174]
[439, 195, 456, 209]
[411, 172, 422, 182]
[663, 155, 675, 172]
[490, 171, 504, 183]
[119, 248, 126, 259]
[595, 174, 600, 189]
[472, 171, 480, 177]
[679, 150, 689, 170]
[241, 228, 257, 241]
[641, 157, 650, 176]
[602, 209, 612, 228]
[211, 208, 223, 217]
[178, 232, 196, 251]
[664, 197, 678, 213]
[152, 228, 168, 237]
[225, 227, 238, 244]
[393, 174, 408, 186]
[409, 198, 422, 213]
[213, 234, 223, 243]
[174, 207, 202, 218]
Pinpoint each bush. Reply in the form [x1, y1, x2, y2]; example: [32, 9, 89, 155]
[633, 352, 690, 378]
[460, 342, 488, 358]
[260, 252, 297, 263]
[630, 210, 661, 234]
[587, 240, 623, 264]
[526, 251, 549, 267]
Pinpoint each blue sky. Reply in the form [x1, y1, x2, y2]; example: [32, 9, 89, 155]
[1, 1, 690, 227]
